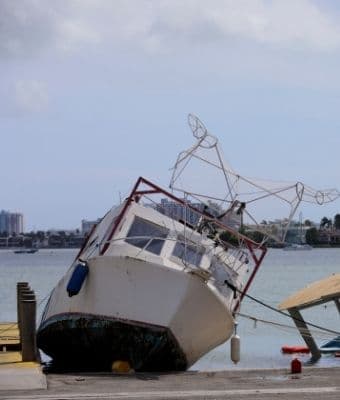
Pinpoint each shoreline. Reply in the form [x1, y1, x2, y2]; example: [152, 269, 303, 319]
[2, 245, 340, 251]
[0, 247, 81, 250]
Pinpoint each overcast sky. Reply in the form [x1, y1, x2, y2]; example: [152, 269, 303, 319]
[2, 0, 340, 230]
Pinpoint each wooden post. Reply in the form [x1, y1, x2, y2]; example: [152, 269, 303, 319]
[288, 307, 321, 361]
[16, 282, 29, 332]
[18, 290, 34, 345]
[21, 299, 37, 362]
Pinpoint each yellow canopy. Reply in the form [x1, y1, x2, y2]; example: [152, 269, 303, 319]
[279, 273, 340, 310]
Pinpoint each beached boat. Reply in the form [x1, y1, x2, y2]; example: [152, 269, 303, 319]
[37, 175, 266, 371]
[37, 116, 270, 371]
[37, 114, 338, 371]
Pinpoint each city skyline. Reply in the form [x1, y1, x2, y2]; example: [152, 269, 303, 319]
[1, 1, 340, 230]
[1, 204, 339, 234]
[0, 210, 24, 235]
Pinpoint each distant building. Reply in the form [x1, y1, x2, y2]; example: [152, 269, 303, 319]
[0, 211, 6, 233]
[219, 211, 242, 231]
[153, 198, 244, 231]
[156, 198, 206, 226]
[81, 219, 101, 235]
[0, 210, 24, 235]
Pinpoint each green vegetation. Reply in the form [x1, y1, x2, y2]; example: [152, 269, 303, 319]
[305, 227, 318, 245]
[304, 214, 340, 246]
[0, 230, 85, 249]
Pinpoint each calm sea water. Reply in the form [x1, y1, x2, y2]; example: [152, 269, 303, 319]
[0, 248, 339, 370]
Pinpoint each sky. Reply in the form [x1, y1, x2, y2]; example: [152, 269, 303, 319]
[2, 0, 340, 231]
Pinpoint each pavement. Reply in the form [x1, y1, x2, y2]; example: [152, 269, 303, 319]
[1, 366, 340, 399]
[0, 351, 47, 391]
[0, 325, 339, 400]
[0, 322, 46, 392]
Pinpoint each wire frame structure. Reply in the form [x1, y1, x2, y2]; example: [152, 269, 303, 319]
[170, 114, 340, 244]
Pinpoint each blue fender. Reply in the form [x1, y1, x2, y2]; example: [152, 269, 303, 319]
[66, 262, 89, 297]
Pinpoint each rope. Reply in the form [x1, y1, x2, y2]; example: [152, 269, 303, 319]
[236, 312, 338, 342]
[225, 280, 340, 336]
[0, 288, 52, 338]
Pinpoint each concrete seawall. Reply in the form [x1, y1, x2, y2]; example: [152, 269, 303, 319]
[1, 366, 340, 399]
[0, 317, 339, 399]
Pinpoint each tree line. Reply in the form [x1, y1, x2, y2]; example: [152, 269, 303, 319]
[0, 230, 85, 248]
[305, 214, 340, 246]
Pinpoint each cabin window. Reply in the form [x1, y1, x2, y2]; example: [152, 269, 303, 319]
[210, 259, 237, 285]
[172, 240, 203, 267]
[125, 217, 168, 255]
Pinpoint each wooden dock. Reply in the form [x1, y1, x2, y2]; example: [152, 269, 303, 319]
[0, 322, 20, 351]
[0, 282, 38, 361]
[0, 284, 46, 392]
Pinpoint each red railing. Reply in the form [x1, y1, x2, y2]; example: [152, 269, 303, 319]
[100, 177, 267, 307]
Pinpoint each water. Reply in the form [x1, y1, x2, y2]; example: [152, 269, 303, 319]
[0, 249, 75, 322]
[0, 248, 339, 370]
[194, 248, 340, 370]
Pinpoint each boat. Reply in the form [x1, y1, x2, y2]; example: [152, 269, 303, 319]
[281, 345, 310, 354]
[283, 213, 312, 250]
[283, 244, 312, 251]
[14, 249, 38, 254]
[37, 176, 266, 371]
[279, 273, 340, 361]
[320, 336, 340, 353]
[37, 115, 339, 371]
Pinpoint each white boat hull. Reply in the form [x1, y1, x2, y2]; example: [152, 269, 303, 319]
[38, 255, 234, 371]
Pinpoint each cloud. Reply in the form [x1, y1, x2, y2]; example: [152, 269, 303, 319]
[0, 0, 98, 57]
[56, 19, 99, 52]
[1, 0, 340, 59]
[67, 0, 340, 53]
[13, 80, 49, 113]
[152, 0, 340, 52]
[0, 0, 55, 57]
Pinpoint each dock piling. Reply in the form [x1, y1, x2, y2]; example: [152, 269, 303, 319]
[18, 290, 35, 346]
[20, 298, 37, 362]
[16, 282, 29, 333]
[16, 282, 37, 362]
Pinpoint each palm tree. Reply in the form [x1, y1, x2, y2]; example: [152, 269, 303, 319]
[320, 217, 331, 229]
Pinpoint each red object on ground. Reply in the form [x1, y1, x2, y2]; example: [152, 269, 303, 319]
[291, 358, 302, 374]
[334, 352, 340, 357]
[281, 345, 310, 354]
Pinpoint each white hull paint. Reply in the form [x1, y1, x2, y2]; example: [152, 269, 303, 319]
[42, 255, 234, 367]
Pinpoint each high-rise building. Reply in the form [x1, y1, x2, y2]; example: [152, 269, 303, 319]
[156, 198, 205, 226]
[0, 210, 24, 235]
[81, 219, 101, 235]
[155, 198, 241, 230]
[0, 211, 7, 233]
